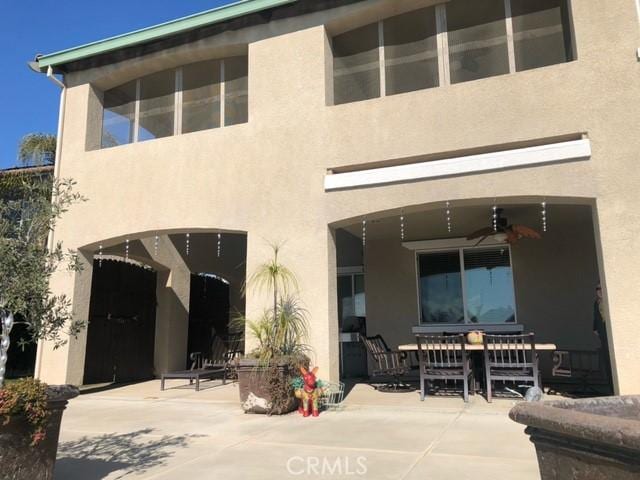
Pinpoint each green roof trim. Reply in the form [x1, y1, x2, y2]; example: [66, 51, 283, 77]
[36, 0, 298, 71]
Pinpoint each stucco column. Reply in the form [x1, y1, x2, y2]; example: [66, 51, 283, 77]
[244, 229, 339, 382]
[140, 237, 191, 375]
[36, 250, 93, 386]
[593, 198, 640, 395]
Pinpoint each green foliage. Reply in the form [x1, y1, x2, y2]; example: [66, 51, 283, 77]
[0, 378, 50, 446]
[17, 134, 57, 167]
[0, 172, 86, 353]
[236, 243, 311, 364]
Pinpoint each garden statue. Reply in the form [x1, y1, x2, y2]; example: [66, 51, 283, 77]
[295, 367, 322, 417]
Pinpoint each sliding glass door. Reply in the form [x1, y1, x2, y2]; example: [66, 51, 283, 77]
[418, 247, 516, 324]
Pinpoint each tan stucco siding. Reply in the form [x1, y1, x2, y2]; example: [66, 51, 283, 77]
[39, 0, 640, 392]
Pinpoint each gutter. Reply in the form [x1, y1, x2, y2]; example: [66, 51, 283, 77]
[33, 66, 67, 381]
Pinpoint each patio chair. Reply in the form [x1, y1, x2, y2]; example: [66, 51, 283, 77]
[193, 333, 244, 379]
[360, 335, 409, 391]
[483, 333, 539, 402]
[416, 334, 474, 402]
[161, 333, 243, 391]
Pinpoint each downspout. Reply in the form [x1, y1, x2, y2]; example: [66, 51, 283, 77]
[34, 66, 67, 380]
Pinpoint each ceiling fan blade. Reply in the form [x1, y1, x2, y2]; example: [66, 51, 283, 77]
[511, 225, 542, 239]
[466, 226, 494, 240]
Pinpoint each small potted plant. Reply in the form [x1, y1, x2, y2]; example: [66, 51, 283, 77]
[235, 243, 311, 415]
[0, 377, 78, 479]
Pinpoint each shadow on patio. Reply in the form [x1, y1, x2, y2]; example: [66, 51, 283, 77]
[55, 428, 203, 480]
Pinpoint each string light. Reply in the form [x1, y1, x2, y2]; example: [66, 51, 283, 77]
[400, 212, 405, 241]
[98, 244, 103, 268]
[125, 238, 130, 261]
[186, 233, 190, 256]
[541, 201, 548, 232]
[154, 235, 159, 256]
[446, 201, 452, 233]
[492, 205, 498, 232]
[362, 219, 367, 247]
[217, 233, 222, 258]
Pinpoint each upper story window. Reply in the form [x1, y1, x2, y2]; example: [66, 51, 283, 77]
[101, 55, 248, 149]
[332, 0, 574, 105]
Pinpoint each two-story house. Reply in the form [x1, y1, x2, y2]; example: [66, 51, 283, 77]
[31, 0, 640, 395]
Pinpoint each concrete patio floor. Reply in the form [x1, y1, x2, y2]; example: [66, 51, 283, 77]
[54, 380, 541, 480]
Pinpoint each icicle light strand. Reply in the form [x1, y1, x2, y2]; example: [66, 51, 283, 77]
[186, 233, 190, 256]
[362, 219, 367, 247]
[541, 201, 548, 233]
[125, 238, 130, 261]
[217, 233, 222, 258]
[154, 235, 159, 256]
[98, 244, 103, 268]
[446, 201, 452, 233]
[400, 213, 405, 241]
[492, 205, 498, 232]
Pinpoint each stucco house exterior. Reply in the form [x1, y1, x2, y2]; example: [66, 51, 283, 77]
[31, 0, 640, 395]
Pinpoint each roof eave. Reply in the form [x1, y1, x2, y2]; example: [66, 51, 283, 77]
[34, 0, 298, 73]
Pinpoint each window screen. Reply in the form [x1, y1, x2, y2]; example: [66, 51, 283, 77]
[384, 7, 439, 95]
[182, 60, 221, 134]
[333, 23, 381, 105]
[224, 56, 249, 126]
[511, 0, 573, 72]
[101, 81, 136, 148]
[446, 0, 510, 84]
[418, 251, 464, 324]
[138, 70, 175, 141]
[463, 248, 516, 324]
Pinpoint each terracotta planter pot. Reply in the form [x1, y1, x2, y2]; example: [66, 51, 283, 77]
[0, 385, 79, 480]
[237, 359, 299, 415]
[510, 395, 640, 480]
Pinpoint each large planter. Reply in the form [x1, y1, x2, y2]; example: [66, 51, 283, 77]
[509, 395, 640, 480]
[0, 384, 79, 480]
[237, 359, 299, 415]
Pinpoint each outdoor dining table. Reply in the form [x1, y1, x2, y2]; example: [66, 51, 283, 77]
[398, 343, 557, 352]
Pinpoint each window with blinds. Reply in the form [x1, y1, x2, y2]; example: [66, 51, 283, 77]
[100, 55, 248, 149]
[446, 0, 510, 84]
[418, 247, 516, 324]
[331, 0, 574, 105]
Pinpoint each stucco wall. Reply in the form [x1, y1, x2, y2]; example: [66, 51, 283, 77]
[38, 0, 640, 393]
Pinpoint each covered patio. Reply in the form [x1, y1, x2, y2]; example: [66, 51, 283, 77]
[333, 198, 613, 399]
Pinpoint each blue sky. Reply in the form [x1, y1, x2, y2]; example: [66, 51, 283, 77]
[0, 0, 236, 169]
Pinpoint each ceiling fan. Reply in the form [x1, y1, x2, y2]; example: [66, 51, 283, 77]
[466, 208, 541, 245]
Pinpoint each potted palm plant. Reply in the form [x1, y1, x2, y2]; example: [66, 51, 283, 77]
[236, 244, 310, 415]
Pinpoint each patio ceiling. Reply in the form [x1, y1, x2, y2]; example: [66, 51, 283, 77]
[340, 203, 592, 242]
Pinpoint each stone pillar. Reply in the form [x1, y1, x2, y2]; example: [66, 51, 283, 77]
[592, 199, 640, 395]
[36, 250, 94, 386]
[244, 229, 339, 382]
[140, 237, 191, 375]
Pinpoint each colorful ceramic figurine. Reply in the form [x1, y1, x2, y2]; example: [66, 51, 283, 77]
[296, 366, 322, 417]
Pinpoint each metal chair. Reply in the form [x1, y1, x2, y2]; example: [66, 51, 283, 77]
[360, 335, 409, 391]
[483, 333, 539, 402]
[416, 334, 474, 402]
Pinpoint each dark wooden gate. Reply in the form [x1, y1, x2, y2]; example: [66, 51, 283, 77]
[187, 274, 230, 364]
[83, 259, 157, 385]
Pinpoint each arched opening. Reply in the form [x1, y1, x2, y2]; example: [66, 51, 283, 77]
[81, 230, 247, 386]
[333, 197, 614, 397]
